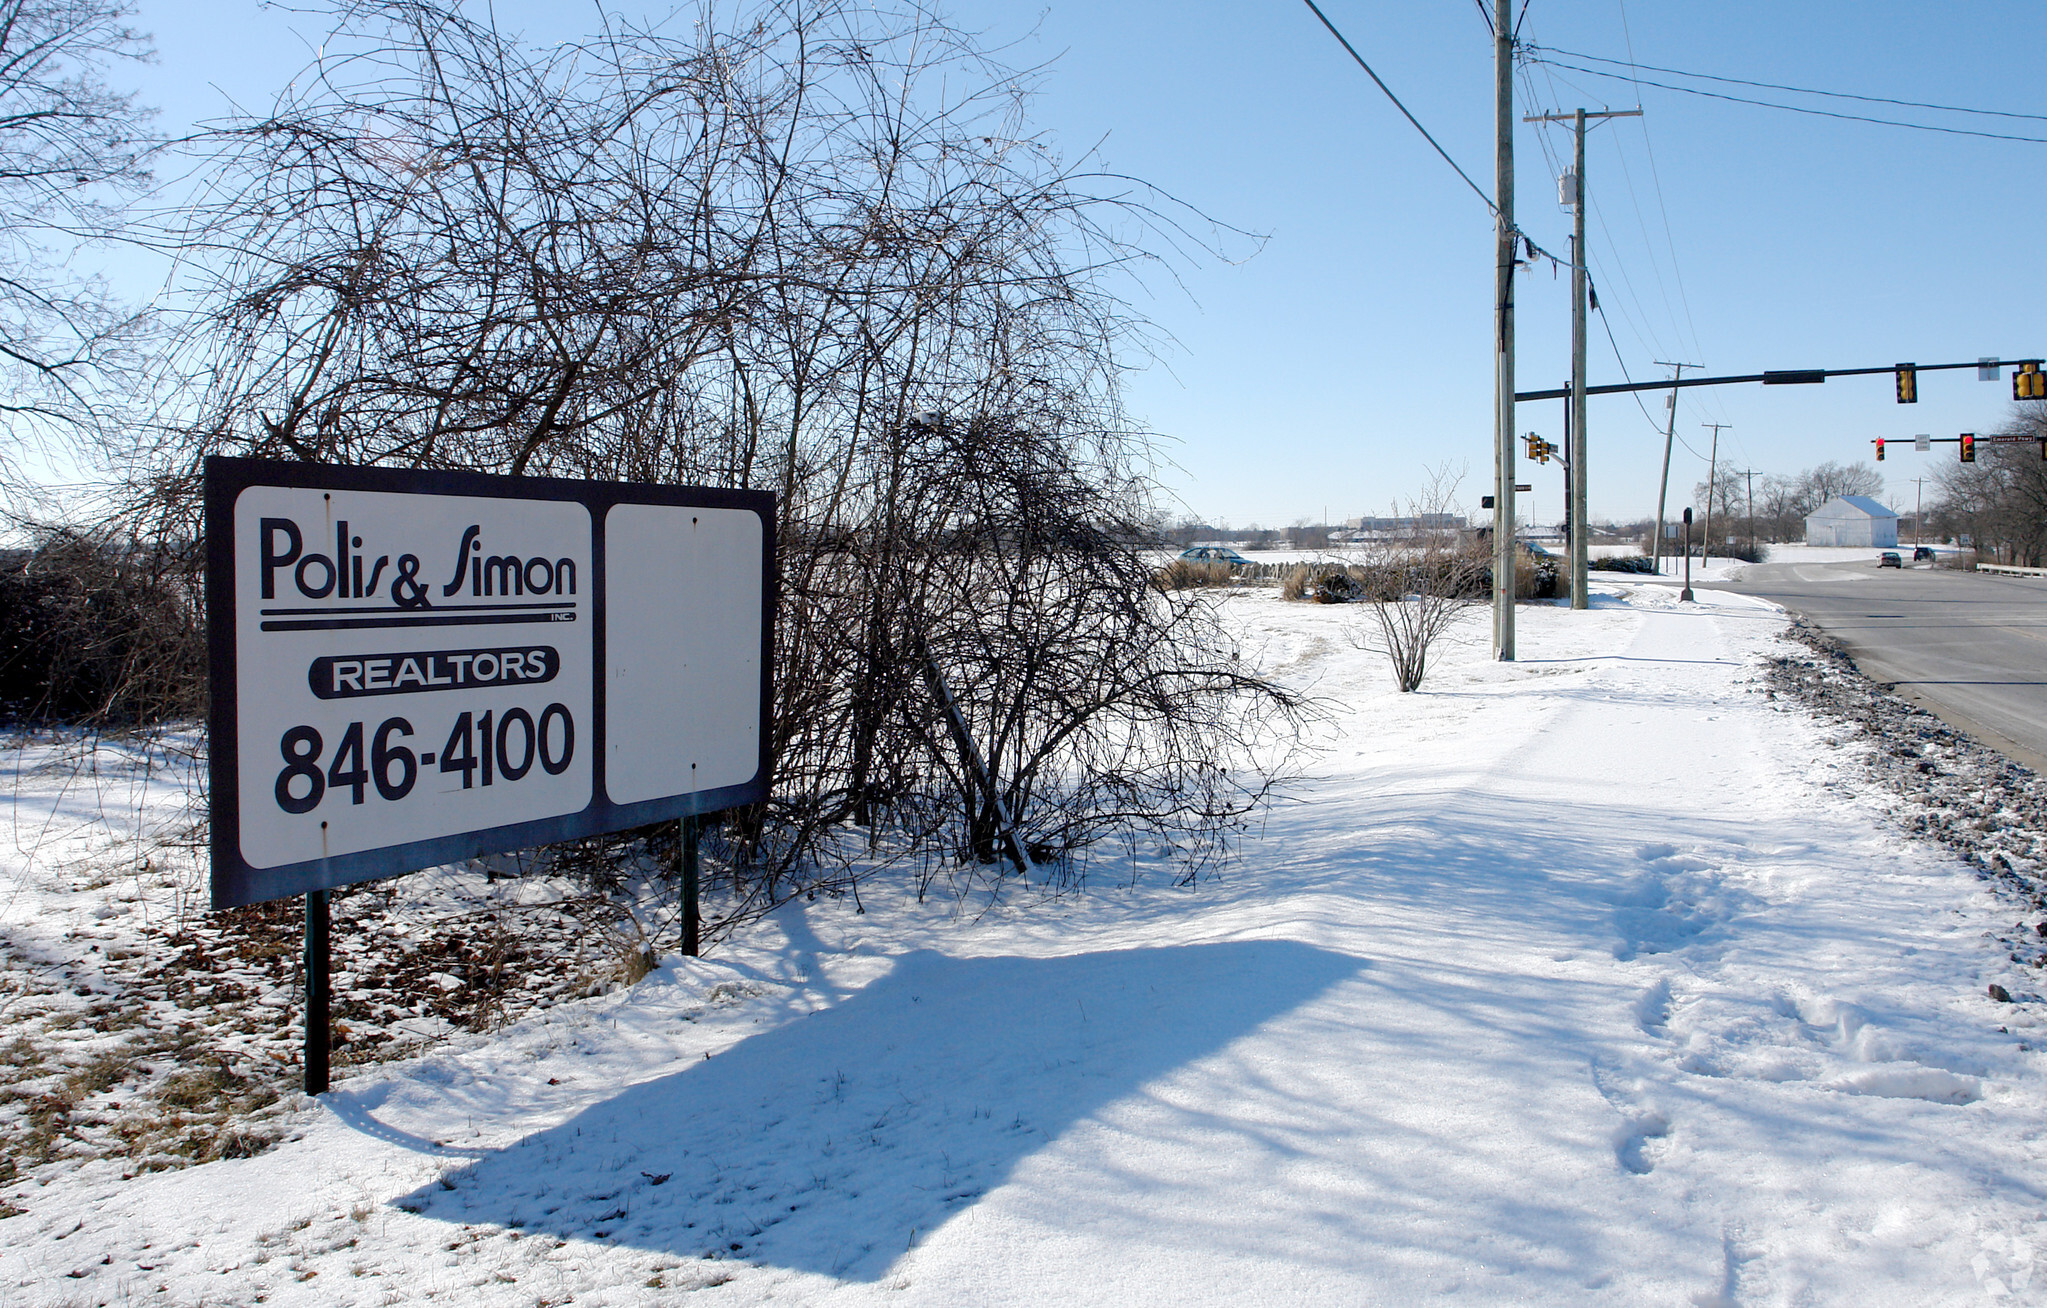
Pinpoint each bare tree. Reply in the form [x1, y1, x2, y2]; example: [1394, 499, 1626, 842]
[1352, 467, 1486, 692]
[0, 0, 155, 479]
[117, 0, 1298, 926]
[1792, 461, 1883, 517]
[1931, 406, 2047, 564]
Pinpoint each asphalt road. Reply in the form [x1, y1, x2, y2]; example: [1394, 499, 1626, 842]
[1715, 559, 2047, 772]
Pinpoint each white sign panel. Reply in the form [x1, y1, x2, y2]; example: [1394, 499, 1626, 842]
[208, 460, 773, 908]
[604, 503, 763, 804]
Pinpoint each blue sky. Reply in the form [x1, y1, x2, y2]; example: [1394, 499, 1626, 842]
[124, 1, 2042, 529]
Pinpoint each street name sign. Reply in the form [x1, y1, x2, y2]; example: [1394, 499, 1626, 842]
[206, 458, 773, 909]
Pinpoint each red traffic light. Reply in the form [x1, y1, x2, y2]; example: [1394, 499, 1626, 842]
[1960, 433, 1976, 463]
[1875, 438, 1885, 461]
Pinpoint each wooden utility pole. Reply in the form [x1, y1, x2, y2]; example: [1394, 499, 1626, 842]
[1651, 361, 1698, 573]
[1567, 110, 1588, 610]
[1733, 468, 1760, 555]
[1491, 0, 1517, 659]
[1523, 106, 1639, 609]
[1701, 421, 1731, 564]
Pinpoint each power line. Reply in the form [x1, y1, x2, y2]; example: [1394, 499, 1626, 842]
[1299, 0, 1498, 212]
[1528, 56, 2047, 145]
[1597, 1, 1711, 379]
[1590, 282, 1670, 436]
[1530, 45, 2047, 125]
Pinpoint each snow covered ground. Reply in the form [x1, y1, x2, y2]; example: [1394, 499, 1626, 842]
[8, 582, 2047, 1305]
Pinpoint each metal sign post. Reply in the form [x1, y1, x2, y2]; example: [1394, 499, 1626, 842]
[680, 814, 701, 958]
[305, 889, 330, 1094]
[1680, 508, 1695, 603]
[207, 459, 774, 1091]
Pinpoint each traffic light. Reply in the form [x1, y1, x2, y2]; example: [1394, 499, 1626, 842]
[1896, 364, 1917, 404]
[1523, 433, 1554, 464]
[2016, 362, 2046, 401]
[1961, 433, 1976, 463]
[1875, 438, 1885, 461]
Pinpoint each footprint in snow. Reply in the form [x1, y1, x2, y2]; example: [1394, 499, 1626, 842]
[1591, 1059, 1673, 1176]
[1610, 847, 1748, 962]
[1633, 977, 1673, 1034]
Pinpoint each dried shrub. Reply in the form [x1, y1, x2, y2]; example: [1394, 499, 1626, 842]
[0, 526, 203, 726]
[1154, 559, 1240, 590]
[1591, 554, 1658, 575]
[1351, 470, 1487, 692]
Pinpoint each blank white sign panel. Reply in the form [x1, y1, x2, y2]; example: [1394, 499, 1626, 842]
[604, 504, 764, 804]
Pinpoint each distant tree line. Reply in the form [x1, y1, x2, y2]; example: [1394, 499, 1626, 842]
[1930, 406, 2047, 564]
[1692, 460, 1885, 546]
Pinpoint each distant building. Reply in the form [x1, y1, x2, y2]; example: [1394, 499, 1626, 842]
[1346, 513, 1466, 535]
[1803, 495, 1898, 548]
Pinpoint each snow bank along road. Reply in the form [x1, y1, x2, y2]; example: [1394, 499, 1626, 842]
[10, 584, 2046, 1305]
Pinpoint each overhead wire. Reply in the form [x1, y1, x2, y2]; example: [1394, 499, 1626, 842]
[1522, 6, 1732, 487]
[1531, 45, 2047, 125]
[1614, 5, 1743, 437]
[1303, 0, 1733, 482]
[1589, 276, 1672, 437]
[1609, 0, 1709, 378]
[1528, 56, 2047, 145]
[1519, 26, 1670, 370]
[1619, 9, 1735, 460]
[1519, 10, 1686, 454]
[1298, 0, 1498, 213]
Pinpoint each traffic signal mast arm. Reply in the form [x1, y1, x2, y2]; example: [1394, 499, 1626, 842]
[1516, 358, 2043, 403]
[1869, 433, 2047, 462]
[1870, 434, 2036, 446]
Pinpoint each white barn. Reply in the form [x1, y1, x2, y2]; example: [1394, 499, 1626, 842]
[1804, 495, 1899, 548]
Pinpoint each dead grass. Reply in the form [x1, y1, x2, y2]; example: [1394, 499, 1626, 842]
[1153, 559, 1241, 590]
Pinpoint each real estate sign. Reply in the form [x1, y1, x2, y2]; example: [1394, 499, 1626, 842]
[206, 458, 773, 909]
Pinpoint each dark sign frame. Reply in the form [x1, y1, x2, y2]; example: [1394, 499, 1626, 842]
[207, 457, 774, 909]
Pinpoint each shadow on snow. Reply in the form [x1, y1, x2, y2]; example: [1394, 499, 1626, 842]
[389, 941, 1362, 1280]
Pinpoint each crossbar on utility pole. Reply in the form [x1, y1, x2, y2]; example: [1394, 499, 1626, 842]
[1523, 106, 1639, 611]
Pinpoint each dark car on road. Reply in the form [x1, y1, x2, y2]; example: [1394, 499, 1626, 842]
[1913, 546, 1936, 562]
[1178, 546, 1250, 566]
[1878, 551, 1902, 568]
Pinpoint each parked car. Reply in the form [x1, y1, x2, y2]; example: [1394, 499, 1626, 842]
[1912, 545, 1936, 562]
[1177, 546, 1250, 566]
[1878, 551, 1902, 568]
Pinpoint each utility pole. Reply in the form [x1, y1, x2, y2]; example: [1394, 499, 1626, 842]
[1913, 476, 1926, 546]
[1651, 361, 1698, 573]
[1734, 468, 1759, 555]
[1523, 106, 1639, 610]
[1701, 421, 1730, 565]
[1491, 0, 1517, 660]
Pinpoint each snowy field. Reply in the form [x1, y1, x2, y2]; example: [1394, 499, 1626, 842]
[7, 582, 2046, 1305]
